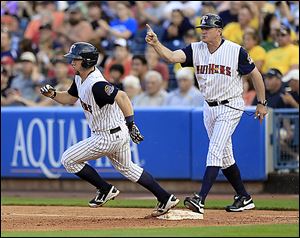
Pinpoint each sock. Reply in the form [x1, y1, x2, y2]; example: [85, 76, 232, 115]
[199, 166, 220, 202]
[222, 163, 250, 198]
[75, 164, 111, 192]
[137, 170, 170, 202]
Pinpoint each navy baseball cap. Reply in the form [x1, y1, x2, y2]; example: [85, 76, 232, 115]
[265, 68, 283, 79]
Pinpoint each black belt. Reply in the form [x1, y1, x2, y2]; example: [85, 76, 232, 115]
[109, 126, 121, 134]
[93, 126, 121, 134]
[206, 99, 229, 107]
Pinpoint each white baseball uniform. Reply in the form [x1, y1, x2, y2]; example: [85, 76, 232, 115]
[181, 39, 255, 169]
[61, 67, 143, 182]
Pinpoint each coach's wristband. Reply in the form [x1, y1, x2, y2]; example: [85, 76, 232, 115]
[125, 115, 134, 124]
[125, 115, 134, 129]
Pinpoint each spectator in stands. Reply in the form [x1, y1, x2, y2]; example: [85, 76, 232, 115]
[1, 55, 15, 81]
[274, 1, 296, 29]
[243, 28, 266, 72]
[133, 71, 168, 107]
[218, 1, 241, 27]
[104, 38, 132, 80]
[7, 57, 74, 107]
[223, 3, 257, 45]
[162, 1, 201, 21]
[108, 64, 125, 90]
[55, 4, 94, 46]
[281, 69, 299, 108]
[131, 54, 149, 91]
[1, 29, 18, 61]
[1, 1, 18, 16]
[183, 28, 199, 45]
[173, 29, 198, 79]
[122, 75, 142, 102]
[242, 77, 256, 106]
[260, 13, 281, 52]
[252, 68, 287, 108]
[1, 14, 22, 54]
[1, 67, 11, 106]
[88, 39, 109, 73]
[181, 1, 202, 20]
[164, 67, 204, 107]
[87, 2, 111, 42]
[145, 46, 169, 90]
[36, 23, 56, 76]
[135, 1, 167, 26]
[48, 58, 73, 91]
[5, 80, 53, 107]
[262, 23, 299, 75]
[6, 52, 44, 105]
[98, 2, 137, 41]
[18, 38, 35, 56]
[200, 1, 218, 15]
[161, 9, 194, 47]
[24, 1, 64, 47]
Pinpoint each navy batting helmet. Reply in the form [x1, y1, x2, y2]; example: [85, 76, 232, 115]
[196, 13, 223, 29]
[64, 42, 99, 68]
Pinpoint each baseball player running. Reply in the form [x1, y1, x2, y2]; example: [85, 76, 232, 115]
[145, 14, 268, 213]
[40, 42, 179, 217]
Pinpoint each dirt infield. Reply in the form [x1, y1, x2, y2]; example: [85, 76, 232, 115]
[1, 205, 299, 232]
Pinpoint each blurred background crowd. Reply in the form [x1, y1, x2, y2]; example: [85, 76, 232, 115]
[1, 1, 299, 108]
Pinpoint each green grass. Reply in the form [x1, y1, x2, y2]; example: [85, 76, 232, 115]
[1, 196, 299, 210]
[1, 224, 299, 237]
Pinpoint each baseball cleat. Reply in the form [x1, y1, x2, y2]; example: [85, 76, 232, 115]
[151, 194, 180, 217]
[184, 193, 204, 214]
[225, 195, 255, 212]
[89, 186, 120, 208]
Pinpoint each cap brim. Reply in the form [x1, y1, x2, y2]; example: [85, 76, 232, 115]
[63, 53, 82, 63]
[63, 53, 82, 59]
[196, 25, 220, 29]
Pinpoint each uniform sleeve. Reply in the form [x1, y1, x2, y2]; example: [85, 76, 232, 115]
[238, 47, 255, 75]
[67, 80, 79, 98]
[92, 82, 119, 108]
[180, 45, 193, 67]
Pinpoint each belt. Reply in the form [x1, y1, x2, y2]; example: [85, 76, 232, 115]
[109, 126, 121, 134]
[206, 99, 229, 107]
[93, 126, 121, 134]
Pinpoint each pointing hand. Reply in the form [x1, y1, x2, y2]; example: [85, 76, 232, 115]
[145, 24, 158, 46]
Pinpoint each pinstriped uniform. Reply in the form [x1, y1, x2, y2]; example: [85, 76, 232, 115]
[61, 68, 143, 182]
[191, 40, 245, 168]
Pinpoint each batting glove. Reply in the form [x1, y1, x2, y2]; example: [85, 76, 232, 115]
[40, 84, 56, 99]
[125, 115, 144, 144]
[127, 122, 144, 144]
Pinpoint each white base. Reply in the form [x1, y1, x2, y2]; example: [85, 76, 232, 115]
[156, 209, 203, 220]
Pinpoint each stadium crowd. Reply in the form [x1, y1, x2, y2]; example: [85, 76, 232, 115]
[1, 1, 299, 108]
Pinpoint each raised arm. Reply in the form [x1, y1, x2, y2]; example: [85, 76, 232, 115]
[145, 24, 186, 64]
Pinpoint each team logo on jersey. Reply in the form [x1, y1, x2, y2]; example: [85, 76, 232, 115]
[80, 99, 92, 114]
[247, 53, 254, 64]
[104, 85, 114, 96]
[196, 64, 232, 76]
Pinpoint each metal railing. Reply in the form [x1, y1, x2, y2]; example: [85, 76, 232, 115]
[272, 109, 299, 171]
